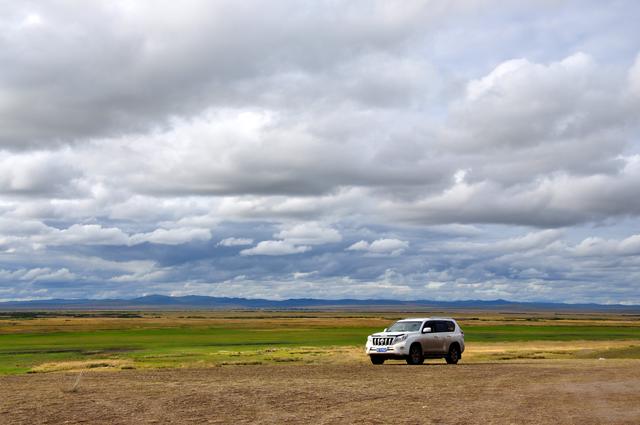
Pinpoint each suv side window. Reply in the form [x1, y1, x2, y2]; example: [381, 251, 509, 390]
[446, 321, 455, 332]
[423, 321, 436, 332]
[433, 321, 449, 333]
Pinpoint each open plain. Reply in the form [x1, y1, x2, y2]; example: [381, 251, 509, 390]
[1, 311, 640, 424]
[2, 360, 640, 424]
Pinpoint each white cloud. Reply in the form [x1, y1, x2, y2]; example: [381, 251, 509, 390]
[450, 53, 628, 163]
[275, 222, 342, 245]
[0, 151, 82, 195]
[292, 271, 318, 279]
[21, 14, 43, 27]
[240, 240, 311, 256]
[346, 240, 370, 251]
[444, 230, 564, 254]
[573, 234, 640, 257]
[218, 237, 254, 247]
[235, 222, 340, 256]
[347, 238, 409, 256]
[3, 223, 212, 250]
[19, 267, 75, 282]
[110, 269, 168, 283]
[129, 227, 211, 245]
[425, 281, 446, 290]
[35, 224, 130, 246]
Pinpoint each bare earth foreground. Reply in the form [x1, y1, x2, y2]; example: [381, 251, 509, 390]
[1, 360, 639, 425]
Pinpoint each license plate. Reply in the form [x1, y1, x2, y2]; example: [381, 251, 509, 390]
[376, 347, 388, 353]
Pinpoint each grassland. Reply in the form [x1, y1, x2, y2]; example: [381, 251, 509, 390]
[1, 310, 640, 374]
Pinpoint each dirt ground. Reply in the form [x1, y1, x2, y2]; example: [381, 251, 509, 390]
[1, 360, 639, 424]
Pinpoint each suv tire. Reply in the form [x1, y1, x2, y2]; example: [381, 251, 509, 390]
[445, 344, 460, 364]
[406, 343, 424, 365]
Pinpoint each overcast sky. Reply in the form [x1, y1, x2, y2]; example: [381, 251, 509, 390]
[1, 0, 639, 303]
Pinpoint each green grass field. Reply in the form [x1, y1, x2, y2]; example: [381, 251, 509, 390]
[463, 325, 640, 341]
[1, 311, 640, 374]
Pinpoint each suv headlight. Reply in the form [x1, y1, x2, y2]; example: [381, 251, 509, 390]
[394, 334, 408, 343]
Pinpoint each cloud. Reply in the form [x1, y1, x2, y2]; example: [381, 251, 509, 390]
[346, 240, 369, 251]
[629, 53, 640, 97]
[274, 222, 342, 245]
[0, 150, 82, 195]
[347, 238, 409, 256]
[1, 1, 640, 303]
[110, 269, 168, 283]
[443, 230, 564, 254]
[573, 234, 640, 257]
[34, 224, 130, 247]
[9, 267, 76, 282]
[0, 0, 446, 149]
[218, 237, 254, 247]
[292, 271, 318, 279]
[236, 222, 340, 256]
[129, 227, 211, 245]
[3, 223, 212, 250]
[446, 52, 631, 181]
[1, 51, 631, 228]
[240, 240, 311, 256]
[27, 268, 76, 282]
[384, 155, 640, 227]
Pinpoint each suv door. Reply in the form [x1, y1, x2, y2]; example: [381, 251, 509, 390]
[422, 321, 441, 354]
[432, 321, 450, 354]
[439, 321, 456, 354]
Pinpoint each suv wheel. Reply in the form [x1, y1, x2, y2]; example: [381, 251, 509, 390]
[370, 356, 385, 365]
[445, 345, 460, 364]
[406, 343, 424, 365]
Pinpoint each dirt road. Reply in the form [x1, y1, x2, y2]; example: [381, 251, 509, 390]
[1, 360, 639, 424]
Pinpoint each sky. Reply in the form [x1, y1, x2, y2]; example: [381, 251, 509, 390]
[0, 0, 639, 303]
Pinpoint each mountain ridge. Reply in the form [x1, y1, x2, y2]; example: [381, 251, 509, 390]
[0, 294, 638, 312]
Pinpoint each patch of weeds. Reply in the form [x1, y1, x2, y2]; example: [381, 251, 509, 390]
[87, 362, 112, 368]
[289, 350, 324, 355]
[67, 371, 84, 393]
[272, 357, 302, 363]
[576, 345, 640, 359]
[496, 352, 547, 360]
[220, 361, 263, 366]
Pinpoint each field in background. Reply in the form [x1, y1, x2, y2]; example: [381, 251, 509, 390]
[1, 310, 640, 374]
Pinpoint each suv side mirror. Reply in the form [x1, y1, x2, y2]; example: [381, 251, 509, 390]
[422, 327, 432, 333]
[383, 328, 387, 332]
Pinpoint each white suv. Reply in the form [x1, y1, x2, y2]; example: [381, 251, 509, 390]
[365, 317, 465, 365]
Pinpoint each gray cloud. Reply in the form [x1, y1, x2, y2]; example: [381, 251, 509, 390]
[0, 1, 639, 302]
[0, 0, 453, 149]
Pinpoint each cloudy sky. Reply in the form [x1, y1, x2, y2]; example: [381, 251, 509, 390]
[1, 1, 639, 303]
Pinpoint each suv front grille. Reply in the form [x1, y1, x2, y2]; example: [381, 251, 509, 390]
[372, 337, 394, 346]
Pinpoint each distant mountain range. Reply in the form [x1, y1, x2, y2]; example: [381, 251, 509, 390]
[0, 294, 638, 312]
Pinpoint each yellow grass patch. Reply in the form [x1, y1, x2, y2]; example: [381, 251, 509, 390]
[464, 339, 640, 361]
[29, 359, 134, 373]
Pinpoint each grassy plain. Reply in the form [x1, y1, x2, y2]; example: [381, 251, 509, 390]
[1, 310, 640, 374]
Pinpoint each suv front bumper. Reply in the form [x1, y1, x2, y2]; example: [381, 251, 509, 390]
[365, 342, 410, 357]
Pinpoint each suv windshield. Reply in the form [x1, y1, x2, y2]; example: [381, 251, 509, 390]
[386, 321, 422, 332]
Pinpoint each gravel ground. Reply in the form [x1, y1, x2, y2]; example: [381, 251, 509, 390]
[1, 360, 639, 424]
